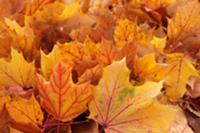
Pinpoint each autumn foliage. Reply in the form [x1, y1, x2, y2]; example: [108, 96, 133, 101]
[0, 0, 200, 133]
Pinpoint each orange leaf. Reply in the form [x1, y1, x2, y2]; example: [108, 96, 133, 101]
[6, 95, 43, 133]
[36, 62, 93, 122]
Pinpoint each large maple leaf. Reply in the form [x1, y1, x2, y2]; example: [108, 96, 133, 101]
[36, 62, 93, 122]
[89, 59, 176, 133]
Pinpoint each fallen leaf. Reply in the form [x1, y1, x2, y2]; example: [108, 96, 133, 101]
[36, 62, 93, 122]
[6, 95, 43, 133]
[5, 18, 39, 61]
[166, 0, 200, 52]
[164, 54, 199, 100]
[41, 45, 64, 79]
[89, 59, 176, 133]
[0, 48, 36, 88]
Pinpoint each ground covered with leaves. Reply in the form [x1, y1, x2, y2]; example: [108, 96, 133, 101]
[0, 0, 200, 133]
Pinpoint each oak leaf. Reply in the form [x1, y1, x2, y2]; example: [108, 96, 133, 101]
[36, 62, 93, 122]
[89, 59, 176, 133]
[0, 49, 36, 88]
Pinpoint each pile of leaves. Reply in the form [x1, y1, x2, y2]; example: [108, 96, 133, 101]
[0, 0, 200, 132]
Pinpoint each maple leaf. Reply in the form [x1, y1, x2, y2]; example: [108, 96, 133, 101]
[5, 18, 39, 61]
[164, 54, 199, 100]
[0, 48, 36, 88]
[41, 45, 64, 79]
[6, 95, 43, 133]
[58, 40, 99, 76]
[70, 8, 116, 42]
[114, 19, 151, 48]
[132, 53, 170, 81]
[36, 62, 93, 122]
[166, 1, 200, 52]
[89, 59, 176, 133]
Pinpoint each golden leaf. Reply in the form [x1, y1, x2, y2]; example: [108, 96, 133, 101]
[165, 54, 199, 99]
[5, 18, 39, 61]
[41, 45, 63, 79]
[89, 59, 176, 133]
[167, 1, 200, 51]
[0, 49, 36, 88]
[6, 95, 43, 133]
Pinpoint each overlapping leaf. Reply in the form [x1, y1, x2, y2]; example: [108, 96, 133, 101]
[89, 59, 176, 133]
[164, 54, 199, 100]
[37, 62, 93, 121]
[167, 0, 200, 51]
[6, 95, 43, 133]
[0, 49, 36, 88]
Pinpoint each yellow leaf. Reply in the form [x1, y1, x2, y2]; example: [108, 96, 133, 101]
[89, 59, 176, 133]
[36, 62, 93, 122]
[6, 95, 43, 133]
[167, 1, 200, 50]
[58, 41, 83, 66]
[41, 45, 63, 79]
[0, 49, 36, 88]
[132, 54, 170, 81]
[165, 54, 199, 99]
[5, 18, 38, 61]
[114, 19, 150, 48]
[32, 1, 80, 22]
[150, 36, 166, 54]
